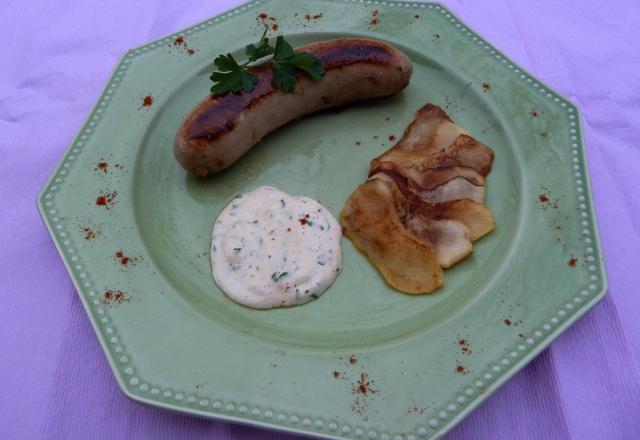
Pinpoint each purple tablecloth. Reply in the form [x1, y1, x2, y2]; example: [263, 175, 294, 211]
[2, 0, 639, 438]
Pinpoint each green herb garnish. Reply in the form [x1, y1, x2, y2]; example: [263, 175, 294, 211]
[271, 271, 289, 282]
[210, 29, 325, 95]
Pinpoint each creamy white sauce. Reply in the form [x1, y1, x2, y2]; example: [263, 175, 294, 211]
[211, 186, 342, 309]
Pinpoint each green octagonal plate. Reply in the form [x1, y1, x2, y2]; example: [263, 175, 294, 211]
[37, 0, 607, 438]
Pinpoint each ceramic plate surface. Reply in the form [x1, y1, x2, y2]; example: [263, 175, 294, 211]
[37, 1, 606, 438]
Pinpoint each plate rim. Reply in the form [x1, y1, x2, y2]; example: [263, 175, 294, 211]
[36, 0, 608, 438]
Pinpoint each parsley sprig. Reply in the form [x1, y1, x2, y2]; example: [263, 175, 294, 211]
[210, 30, 325, 95]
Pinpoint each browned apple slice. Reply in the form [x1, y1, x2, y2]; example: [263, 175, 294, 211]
[373, 173, 485, 266]
[373, 134, 493, 178]
[430, 199, 496, 241]
[372, 170, 494, 239]
[340, 178, 443, 294]
[374, 103, 467, 156]
[405, 166, 485, 190]
[340, 103, 496, 295]
[404, 213, 473, 268]
[415, 177, 486, 204]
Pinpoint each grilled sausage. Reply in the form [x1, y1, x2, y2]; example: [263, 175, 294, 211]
[174, 38, 413, 176]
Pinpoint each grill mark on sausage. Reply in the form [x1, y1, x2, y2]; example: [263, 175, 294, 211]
[183, 40, 398, 144]
[313, 43, 394, 69]
[188, 66, 275, 143]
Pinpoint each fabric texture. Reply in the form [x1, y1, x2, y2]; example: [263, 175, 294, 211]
[1, 0, 639, 438]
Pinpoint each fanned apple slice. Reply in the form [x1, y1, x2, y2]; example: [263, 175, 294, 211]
[373, 103, 468, 156]
[372, 173, 482, 266]
[373, 161, 485, 191]
[405, 166, 485, 190]
[404, 214, 473, 268]
[373, 170, 493, 237]
[373, 134, 493, 177]
[340, 178, 443, 294]
[340, 103, 496, 295]
[430, 199, 496, 241]
[415, 177, 486, 204]
[371, 103, 494, 179]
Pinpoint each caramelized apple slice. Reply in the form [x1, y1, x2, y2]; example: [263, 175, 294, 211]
[434, 199, 496, 241]
[375, 103, 467, 155]
[415, 177, 485, 204]
[405, 214, 473, 268]
[340, 178, 443, 294]
[371, 103, 494, 178]
[405, 166, 485, 190]
[372, 169, 494, 240]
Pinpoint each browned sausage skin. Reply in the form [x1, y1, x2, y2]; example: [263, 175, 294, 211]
[174, 38, 413, 176]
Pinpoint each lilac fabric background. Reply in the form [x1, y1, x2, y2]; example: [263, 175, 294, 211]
[2, 0, 639, 438]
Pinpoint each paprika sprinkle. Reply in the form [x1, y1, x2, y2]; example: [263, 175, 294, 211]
[141, 95, 154, 109]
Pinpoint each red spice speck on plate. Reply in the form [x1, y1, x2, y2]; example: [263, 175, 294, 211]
[539, 194, 550, 203]
[187, 48, 196, 56]
[333, 371, 341, 379]
[456, 365, 465, 374]
[95, 191, 118, 209]
[568, 258, 577, 267]
[388, 135, 396, 141]
[530, 110, 539, 118]
[482, 82, 491, 92]
[369, 10, 380, 26]
[349, 355, 357, 365]
[96, 162, 108, 173]
[103, 289, 129, 306]
[80, 226, 98, 240]
[141, 95, 153, 108]
[174, 36, 185, 46]
[271, 23, 278, 30]
[504, 319, 512, 326]
[115, 250, 139, 267]
[355, 373, 375, 394]
[257, 12, 268, 20]
[457, 339, 472, 354]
